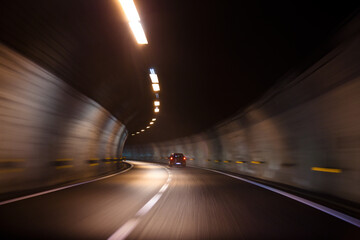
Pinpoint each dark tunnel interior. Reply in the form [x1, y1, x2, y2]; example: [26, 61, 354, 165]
[0, 0, 360, 239]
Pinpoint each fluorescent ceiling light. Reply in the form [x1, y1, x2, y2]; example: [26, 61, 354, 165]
[129, 21, 148, 44]
[152, 83, 160, 92]
[141, 129, 145, 132]
[136, 132, 140, 134]
[149, 122, 154, 125]
[146, 126, 150, 129]
[150, 73, 159, 83]
[152, 118, 156, 121]
[154, 101, 160, 106]
[119, 0, 140, 22]
[131, 133, 135, 136]
[154, 107, 160, 113]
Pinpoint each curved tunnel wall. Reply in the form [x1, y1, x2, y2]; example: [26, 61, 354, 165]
[0, 44, 127, 194]
[124, 32, 360, 204]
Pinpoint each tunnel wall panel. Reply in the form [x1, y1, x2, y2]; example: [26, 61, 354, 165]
[124, 33, 360, 204]
[0, 44, 127, 194]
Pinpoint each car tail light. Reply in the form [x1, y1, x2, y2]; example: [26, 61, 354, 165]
[183, 157, 186, 160]
[170, 157, 173, 160]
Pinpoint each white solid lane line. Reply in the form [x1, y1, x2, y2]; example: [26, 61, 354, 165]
[195, 166, 360, 228]
[0, 164, 134, 206]
[108, 218, 140, 240]
[108, 164, 172, 240]
[135, 193, 162, 217]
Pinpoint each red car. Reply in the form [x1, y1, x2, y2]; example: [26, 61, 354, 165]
[169, 153, 186, 167]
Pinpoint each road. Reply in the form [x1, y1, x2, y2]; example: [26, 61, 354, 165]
[0, 161, 359, 239]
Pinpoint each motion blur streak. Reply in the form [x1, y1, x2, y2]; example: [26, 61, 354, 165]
[109, 164, 171, 240]
[0, 161, 358, 239]
[0, 162, 169, 239]
[0, 44, 127, 194]
[124, 17, 360, 209]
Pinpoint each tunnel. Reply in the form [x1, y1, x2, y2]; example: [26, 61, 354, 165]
[0, 1, 359, 239]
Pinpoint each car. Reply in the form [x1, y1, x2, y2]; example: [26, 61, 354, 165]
[169, 153, 186, 167]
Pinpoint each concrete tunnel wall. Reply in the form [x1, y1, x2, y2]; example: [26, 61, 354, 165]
[124, 31, 360, 204]
[0, 44, 128, 194]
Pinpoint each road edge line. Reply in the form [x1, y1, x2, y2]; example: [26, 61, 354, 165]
[0, 163, 134, 206]
[190, 165, 360, 228]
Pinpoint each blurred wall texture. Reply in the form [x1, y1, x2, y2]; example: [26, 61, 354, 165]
[124, 28, 360, 204]
[0, 44, 127, 194]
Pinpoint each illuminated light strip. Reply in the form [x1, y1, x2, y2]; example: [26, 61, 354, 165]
[191, 166, 360, 228]
[119, 0, 148, 44]
[119, 0, 140, 21]
[150, 73, 159, 83]
[0, 163, 134, 206]
[128, 21, 148, 44]
[108, 163, 171, 240]
[152, 83, 160, 92]
[311, 167, 342, 173]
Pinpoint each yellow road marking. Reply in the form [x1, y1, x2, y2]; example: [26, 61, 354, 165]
[56, 165, 73, 169]
[236, 161, 245, 164]
[251, 161, 262, 164]
[90, 163, 99, 166]
[0, 159, 25, 163]
[214, 160, 220, 163]
[0, 168, 24, 173]
[224, 160, 230, 163]
[90, 158, 99, 161]
[311, 167, 342, 173]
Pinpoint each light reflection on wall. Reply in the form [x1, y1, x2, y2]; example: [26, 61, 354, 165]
[0, 44, 127, 194]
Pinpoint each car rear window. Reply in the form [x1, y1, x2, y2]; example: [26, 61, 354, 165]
[174, 154, 183, 157]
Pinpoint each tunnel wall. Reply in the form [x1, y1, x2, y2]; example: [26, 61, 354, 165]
[0, 44, 128, 194]
[124, 32, 360, 204]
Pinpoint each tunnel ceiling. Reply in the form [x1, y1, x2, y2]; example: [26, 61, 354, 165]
[1, 0, 359, 144]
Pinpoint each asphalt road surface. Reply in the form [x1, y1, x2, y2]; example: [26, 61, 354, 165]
[0, 161, 359, 239]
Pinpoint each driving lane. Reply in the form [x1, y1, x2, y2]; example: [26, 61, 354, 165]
[0, 162, 169, 239]
[128, 164, 360, 239]
[0, 161, 359, 239]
